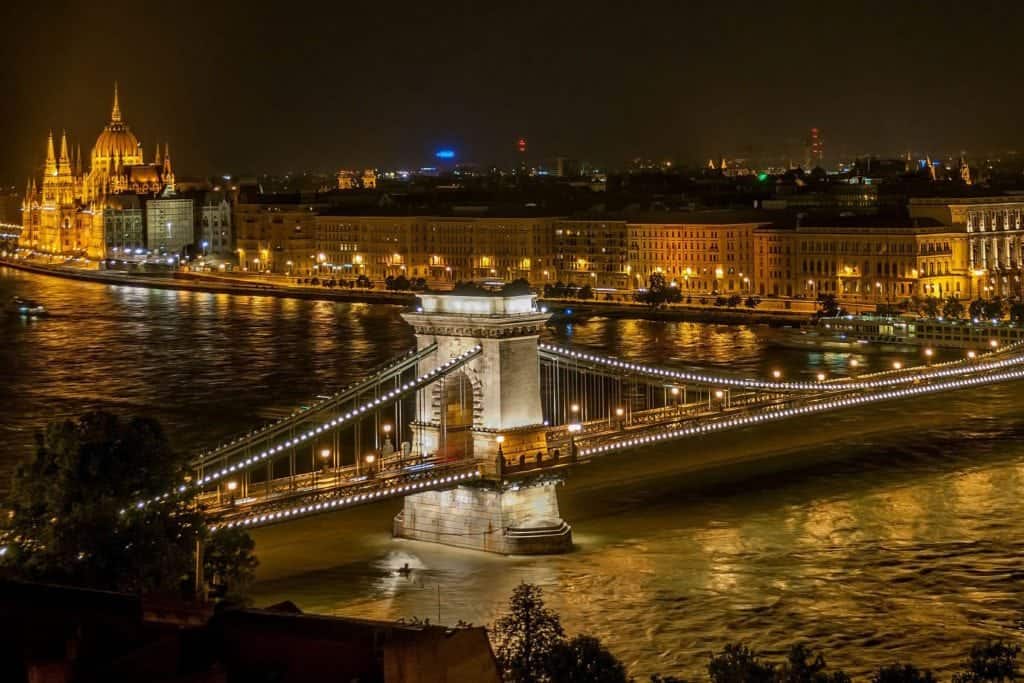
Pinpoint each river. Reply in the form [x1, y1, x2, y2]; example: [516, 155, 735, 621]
[1, 266, 1022, 679]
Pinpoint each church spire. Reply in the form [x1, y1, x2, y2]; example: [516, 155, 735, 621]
[154, 143, 162, 165]
[45, 131, 57, 176]
[58, 130, 71, 175]
[163, 143, 172, 175]
[111, 81, 122, 123]
[76, 144, 83, 176]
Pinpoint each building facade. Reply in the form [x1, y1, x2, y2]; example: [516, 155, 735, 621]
[146, 196, 194, 255]
[102, 194, 145, 254]
[21, 84, 175, 258]
[196, 191, 233, 257]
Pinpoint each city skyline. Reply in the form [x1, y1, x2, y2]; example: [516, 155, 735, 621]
[4, 1, 1024, 183]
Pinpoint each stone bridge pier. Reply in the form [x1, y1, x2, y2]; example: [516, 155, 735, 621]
[393, 293, 573, 554]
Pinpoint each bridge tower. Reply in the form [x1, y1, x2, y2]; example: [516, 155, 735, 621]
[395, 292, 573, 554]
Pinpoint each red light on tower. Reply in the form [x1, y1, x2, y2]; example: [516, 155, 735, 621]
[517, 138, 527, 154]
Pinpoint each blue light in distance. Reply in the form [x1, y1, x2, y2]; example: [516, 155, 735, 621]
[435, 149, 455, 159]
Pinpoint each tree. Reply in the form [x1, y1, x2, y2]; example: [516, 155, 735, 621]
[982, 297, 1006, 321]
[204, 527, 258, 598]
[745, 296, 761, 309]
[969, 298, 986, 320]
[872, 663, 938, 683]
[544, 635, 629, 683]
[2, 412, 257, 598]
[921, 296, 940, 318]
[777, 644, 851, 683]
[952, 641, 1021, 683]
[943, 296, 965, 320]
[708, 644, 775, 683]
[492, 583, 566, 683]
[393, 274, 411, 291]
[503, 278, 533, 296]
[1010, 301, 1024, 323]
[817, 293, 841, 318]
[384, 275, 396, 290]
[577, 284, 595, 300]
[726, 295, 742, 308]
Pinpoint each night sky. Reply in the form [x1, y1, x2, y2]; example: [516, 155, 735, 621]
[3, 1, 1024, 182]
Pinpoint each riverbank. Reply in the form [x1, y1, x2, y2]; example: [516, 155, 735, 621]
[3, 257, 818, 324]
[539, 298, 814, 325]
[0, 258, 417, 305]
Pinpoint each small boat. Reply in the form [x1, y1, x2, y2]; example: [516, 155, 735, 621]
[8, 297, 47, 317]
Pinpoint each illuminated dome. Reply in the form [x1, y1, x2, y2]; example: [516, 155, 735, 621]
[91, 83, 142, 165]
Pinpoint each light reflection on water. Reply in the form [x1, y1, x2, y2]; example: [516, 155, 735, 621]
[2, 268, 1023, 679]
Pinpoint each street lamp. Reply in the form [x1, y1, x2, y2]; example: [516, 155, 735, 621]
[614, 406, 625, 429]
[967, 350, 977, 359]
[892, 361, 902, 370]
[772, 369, 781, 379]
[496, 434, 505, 459]
[567, 423, 581, 461]
[817, 372, 826, 381]
[850, 359, 859, 368]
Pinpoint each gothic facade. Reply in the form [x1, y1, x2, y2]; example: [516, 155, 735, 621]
[21, 84, 175, 257]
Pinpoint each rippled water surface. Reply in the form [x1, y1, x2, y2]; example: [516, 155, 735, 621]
[2, 267, 1022, 679]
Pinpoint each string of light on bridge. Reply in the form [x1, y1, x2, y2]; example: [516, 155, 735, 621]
[539, 341, 1024, 392]
[210, 469, 483, 531]
[193, 344, 434, 464]
[123, 345, 482, 515]
[579, 366, 1024, 458]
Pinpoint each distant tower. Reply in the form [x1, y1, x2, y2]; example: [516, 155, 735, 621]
[517, 137, 527, 174]
[960, 156, 973, 185]
[337, 170, 354, 190]
[361, 169, 377, 189]
[805, 128, 824, 168]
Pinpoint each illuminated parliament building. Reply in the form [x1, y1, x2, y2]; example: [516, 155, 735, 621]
[21, 84, 175, 257]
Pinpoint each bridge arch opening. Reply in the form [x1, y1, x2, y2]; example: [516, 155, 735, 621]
[438, 370, 479, 459]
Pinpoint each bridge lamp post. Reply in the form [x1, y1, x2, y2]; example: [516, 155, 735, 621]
[990, 339, 999, 350]
[772, 369, 782, 379]
[615, 406, 625, 431]
[967, 350, 977, 360]
[712, 389, 725, 410]
[365, 453, 376, 477]
[924, 348, 933, 364]
[567, 423, 581, 462]
[817, 372, 826, 382]
[382, 424, 394, 457]
[570, 403, 580, 424]
[892, 361, 902, 370]
[226, 480, 238, 505]
[849, 358, 859, 368]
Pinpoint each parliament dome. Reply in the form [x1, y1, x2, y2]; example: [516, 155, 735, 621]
[91, 83, 142, 164]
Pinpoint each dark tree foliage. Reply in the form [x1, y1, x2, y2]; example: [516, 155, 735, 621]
[634, 273, 680, 307]
[204, 526, 258, 598]
[982, 297, 1006, 321]
[969, 298, 986, 320]
[920, 296, 941, 318]
[708, 643, 775, 683]
[871, 663, 938, 683]
[943, 296, 965, 320]
[545, 634, 630, 683]
[952, 641, 1021, 683]
[492, 583, 566, 683]
[745, 296, 761, 309]
[817, 293, 841, 318]
[726, 295, 742, 308]
[777, 644, 851, 683]
[577, 283, 595, 300]
[2, 411, 257, 598]
[502, 278, 533, 296]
